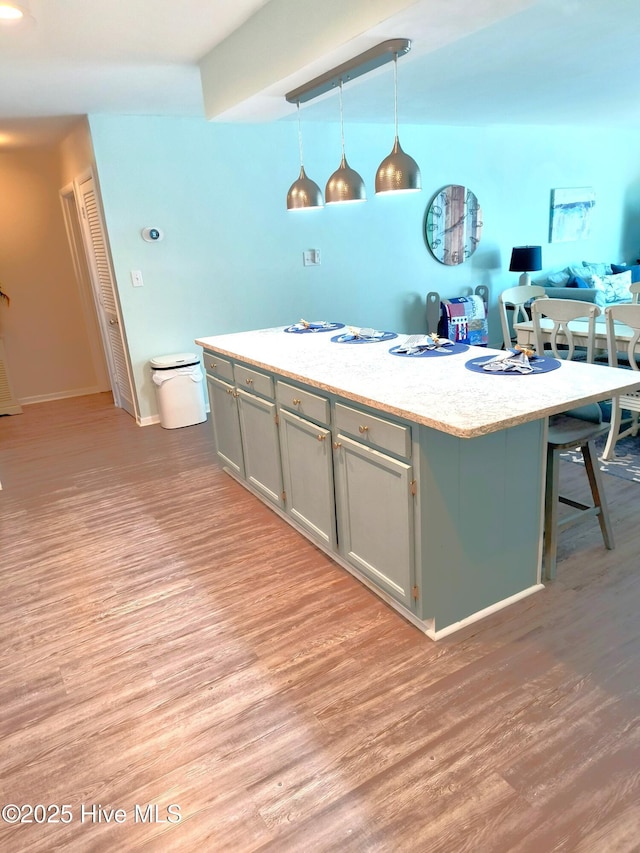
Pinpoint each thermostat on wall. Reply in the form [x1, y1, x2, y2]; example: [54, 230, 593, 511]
[141, 227, 164, 242]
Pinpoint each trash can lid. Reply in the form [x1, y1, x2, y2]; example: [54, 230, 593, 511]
[150, 352, 200, 369]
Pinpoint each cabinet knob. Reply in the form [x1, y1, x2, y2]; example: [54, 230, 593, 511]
[333, 441, 342, 449]
[245, 378, 253, 385]
[210, 362, 217, 369]
[358, 425, 369, 434]
[226, 388, 233, 395]
[292, 398, 301, 405]
[233, 390, 240, 398]
[317, 434, 326, 441]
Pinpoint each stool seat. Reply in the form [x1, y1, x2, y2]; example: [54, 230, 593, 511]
[547, 413, 609, 449]
[544, 413, 614, 580]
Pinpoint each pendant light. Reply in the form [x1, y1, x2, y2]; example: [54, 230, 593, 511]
[325, 80, 366, 205]
[286, 102, 323, 210]
[375, 54, 421, 194]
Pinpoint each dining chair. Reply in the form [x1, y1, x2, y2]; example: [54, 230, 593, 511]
[530, 297, 601, 362]
[601, 302, 640, 460]
[530, 298, 614, 580]
[498, 284, 546, 351]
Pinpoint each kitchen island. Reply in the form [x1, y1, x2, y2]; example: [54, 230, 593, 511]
[196, 327, 639, 639]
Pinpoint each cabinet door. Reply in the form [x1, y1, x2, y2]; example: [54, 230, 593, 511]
[334, 434, 415, 609]
[237, 388, 284, 507]
[206, 374, 244, 477]
[279, 409, 336, 549]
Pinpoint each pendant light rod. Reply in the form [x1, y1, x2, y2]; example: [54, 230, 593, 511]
[296, 101, 305, 165]
[338, 80, 346, 158]
[285, 38, 411, 105]
[393, 54, 399, 137]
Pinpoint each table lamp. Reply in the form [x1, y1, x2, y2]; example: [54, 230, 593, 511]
[509, 246, 542, 287]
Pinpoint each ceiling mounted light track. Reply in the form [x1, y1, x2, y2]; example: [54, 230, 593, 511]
[285, 39, 411, 105]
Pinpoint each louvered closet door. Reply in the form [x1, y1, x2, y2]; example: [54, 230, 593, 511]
[76, 174, 136, 418]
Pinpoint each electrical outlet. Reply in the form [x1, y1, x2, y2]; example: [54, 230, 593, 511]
[131, 270, 144, 287]
[303, 249, 321, 266]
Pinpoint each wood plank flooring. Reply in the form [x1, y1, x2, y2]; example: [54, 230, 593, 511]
[1, 393, 640, 852]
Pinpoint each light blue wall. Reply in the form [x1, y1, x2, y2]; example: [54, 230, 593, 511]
[88, 114, 640, 421]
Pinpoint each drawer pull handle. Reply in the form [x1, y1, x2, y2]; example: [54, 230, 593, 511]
[245, 378, 253, 385]
[292, 398, 301, 405]
[317, 434, 326, 442]
[210, 362, 217, 369]
[333, 441, 342, 449]
[359, 425, 369, 434]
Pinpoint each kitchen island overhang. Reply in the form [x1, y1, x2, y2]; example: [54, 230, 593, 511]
[196, 327, 639, 638]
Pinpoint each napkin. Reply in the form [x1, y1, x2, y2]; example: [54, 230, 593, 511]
[290, 319, 333, 331]
[395, 333, 454, 353]
[482, 349, 534, 373]
[340, 326, 385, 341]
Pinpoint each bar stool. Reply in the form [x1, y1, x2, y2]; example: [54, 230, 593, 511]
[531, 298, 614, 579]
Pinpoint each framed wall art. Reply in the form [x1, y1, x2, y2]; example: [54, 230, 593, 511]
[549, 187, 595, 243]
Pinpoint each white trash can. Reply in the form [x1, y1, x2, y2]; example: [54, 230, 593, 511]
[150, 352, 206, 429]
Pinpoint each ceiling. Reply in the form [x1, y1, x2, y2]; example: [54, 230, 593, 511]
[1, 0, 639, 148]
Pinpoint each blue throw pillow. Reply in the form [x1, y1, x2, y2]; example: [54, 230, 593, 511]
[566, 275, 590, 288]
[611, 263, 640, 283]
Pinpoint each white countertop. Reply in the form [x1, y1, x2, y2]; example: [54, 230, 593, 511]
[196, 326, 640, 438]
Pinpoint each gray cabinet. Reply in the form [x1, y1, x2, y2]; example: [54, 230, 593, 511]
[276, 379, 336, 548]
[206, 373, 244, 478]
[236, 387, 283, 507]
[203, 346, 417, 617]
[278, 408, 336, 548]
[333, 404, 416, 610]
[204, 355, 283, 508]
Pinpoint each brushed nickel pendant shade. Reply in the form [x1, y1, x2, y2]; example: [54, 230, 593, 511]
[325, 81, 365, 205]
[286, 102, 323, 210]
[375, 55, 421, 194]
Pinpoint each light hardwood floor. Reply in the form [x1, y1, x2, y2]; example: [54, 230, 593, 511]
[1, 393, 639, 852]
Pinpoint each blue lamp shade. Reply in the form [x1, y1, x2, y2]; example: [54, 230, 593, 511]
[509, 246, 542, 273]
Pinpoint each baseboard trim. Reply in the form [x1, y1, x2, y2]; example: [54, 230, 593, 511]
[138, 414, 161, 427]
[19, 386, 105, 406]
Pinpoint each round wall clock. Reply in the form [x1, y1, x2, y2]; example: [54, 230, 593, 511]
[425, 185, 483, 265]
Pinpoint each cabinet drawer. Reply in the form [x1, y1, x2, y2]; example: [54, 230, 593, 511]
[234, 364, 274, 399]
[203, 351, 233, 382]
[276, 381, 330, 425]
[334, 402, 411, 459]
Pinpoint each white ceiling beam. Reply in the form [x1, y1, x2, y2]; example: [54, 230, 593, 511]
[198, 0, 425, 120]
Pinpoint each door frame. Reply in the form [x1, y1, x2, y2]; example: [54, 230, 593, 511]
[62, 167, 139, 420]
[59, 182, 111, 394]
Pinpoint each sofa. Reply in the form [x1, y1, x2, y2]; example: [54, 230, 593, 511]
[532, 261, 640, 308]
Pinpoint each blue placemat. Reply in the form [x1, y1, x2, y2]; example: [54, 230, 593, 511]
[331, 331, 397, 344]
[389, 342, 469, 358]
[284, 322, 344, 333]
[465, 354, 561, 374]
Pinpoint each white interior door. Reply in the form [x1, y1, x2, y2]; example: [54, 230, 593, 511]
[74, 170, 137, 419]
[59, 186, 110, 393]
